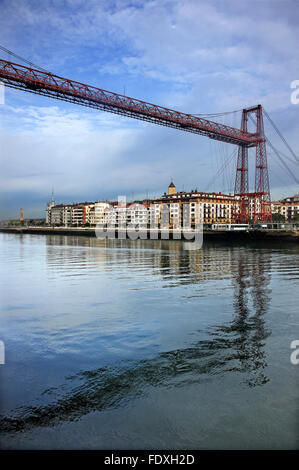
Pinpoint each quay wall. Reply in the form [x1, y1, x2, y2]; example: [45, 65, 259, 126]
[0, 226, 298, 243]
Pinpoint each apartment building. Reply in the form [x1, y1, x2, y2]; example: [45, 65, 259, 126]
[46, 202, 94, 226]
[103, 202, 155, 228]
[46, 197, 55, 224]
[49, 204, 64, 225]
[71, 203, 94, 226]
[127, 202, 155, 227]
[62, 205, 72, 226]
[89, 202, 111, 226]
[271, 195, 299, 221]
[154, 182, 238, 228]
[280, 195, 299, 221]
[46, 186, 298, 229]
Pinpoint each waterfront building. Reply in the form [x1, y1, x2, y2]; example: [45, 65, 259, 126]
[71, 203, 94, 226]
[279, 195, 299, 221]
[104, 202, 126, 227]
[102, 202, 154, 228]
[50, 204, 64, 225]
[271, 195, 299, 221]
[45, 188, 298, 228]
[154, 182, 238, 227]
[89, 202, 111, 226]
[46, 201, 94, 226]
[271, 200, 281, 215]
[248, 197, 262, 221]
[168, 181, 176, 195]
[127, 202, 154, 228]
[62, 205, 72, 226]
[70, 205, 83, 226]
[46, 192, 55, 224]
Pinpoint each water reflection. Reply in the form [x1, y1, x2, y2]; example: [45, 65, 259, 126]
[210, 248, 271, 387]
[44, 236, 237, 285]
[0, 237, 272, 434]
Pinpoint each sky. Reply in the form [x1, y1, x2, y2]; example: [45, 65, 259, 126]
[0, 0, 298, 219]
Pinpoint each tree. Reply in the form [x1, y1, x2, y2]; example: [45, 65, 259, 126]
[272, 213, 285, 223]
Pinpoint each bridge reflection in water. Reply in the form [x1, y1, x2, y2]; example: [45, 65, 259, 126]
[0, 237, 273, 434]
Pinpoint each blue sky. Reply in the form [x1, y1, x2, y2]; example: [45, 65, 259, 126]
[0, 0, 298, 219]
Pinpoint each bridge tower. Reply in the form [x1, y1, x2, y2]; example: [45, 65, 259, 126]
[234, 105, 272, 224]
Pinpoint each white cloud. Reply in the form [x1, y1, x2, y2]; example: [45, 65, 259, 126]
[0, 0, 298, 218]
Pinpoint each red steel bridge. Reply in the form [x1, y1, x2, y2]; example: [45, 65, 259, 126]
[0, 58, 273, 223]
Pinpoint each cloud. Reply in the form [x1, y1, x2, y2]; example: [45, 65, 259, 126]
[0, 0, 298, 218]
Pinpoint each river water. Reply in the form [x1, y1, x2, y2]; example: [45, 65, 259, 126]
[0, 232, 298, 449]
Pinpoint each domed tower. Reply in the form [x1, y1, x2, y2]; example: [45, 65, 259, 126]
[168, 181, 176, 195]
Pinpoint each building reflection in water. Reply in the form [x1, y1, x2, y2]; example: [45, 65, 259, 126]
[209, 247, 271, 387]
[0, 236, 272, 433]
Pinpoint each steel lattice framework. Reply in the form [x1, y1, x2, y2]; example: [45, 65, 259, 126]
[234, 110, 249, 223]
[0, 58, 272, 222]
[0, 59, 259, 146]
[234, 105, 272, 223]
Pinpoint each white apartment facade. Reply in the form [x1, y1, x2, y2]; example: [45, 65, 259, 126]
[89, 202, 111, 226]
[102, 202, 155, 228]
[271, 195, 299, 221]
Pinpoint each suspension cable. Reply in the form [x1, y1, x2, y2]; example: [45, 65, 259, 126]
[0, 44, 50, 73]
[204, 148, 237, 192]
[247, 113, 299, 185]
[263, 108, 299, 165]
[266, 138, 299, 185]
[193, 109, 242, 118]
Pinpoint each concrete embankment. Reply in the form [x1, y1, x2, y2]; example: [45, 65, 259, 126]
[0, 226, 298, 243]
